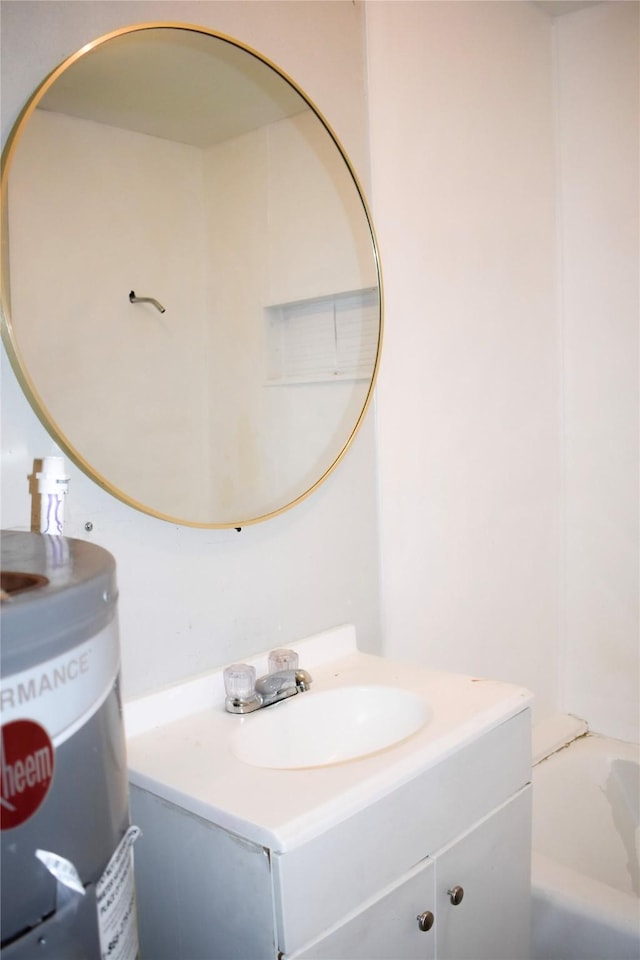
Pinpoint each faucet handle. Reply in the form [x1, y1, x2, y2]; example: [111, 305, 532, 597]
[268, 648, 299, 673]
[223, 663, 256, 700]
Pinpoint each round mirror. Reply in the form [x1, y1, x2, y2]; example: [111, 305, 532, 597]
[1, 23, 381, 528]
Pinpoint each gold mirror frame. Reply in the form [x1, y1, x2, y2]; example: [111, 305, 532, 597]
[1, 23, 382, 528]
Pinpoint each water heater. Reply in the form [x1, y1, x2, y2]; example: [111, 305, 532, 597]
[1, 531, 138, 960]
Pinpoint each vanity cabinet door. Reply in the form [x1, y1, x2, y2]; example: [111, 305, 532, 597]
[286, 857, 436, 960]
[435, 786, 532, 960]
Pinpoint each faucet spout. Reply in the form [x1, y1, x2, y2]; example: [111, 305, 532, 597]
[255, 668, 312, 705]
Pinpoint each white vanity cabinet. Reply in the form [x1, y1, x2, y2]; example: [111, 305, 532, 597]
[129, 707, 531, 960]
[273, 707, 531, 960]
[125, 629, 533, 960]
[290, 788, 531, 960]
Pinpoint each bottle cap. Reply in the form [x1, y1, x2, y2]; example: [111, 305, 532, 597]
[36, 456, 70, 494]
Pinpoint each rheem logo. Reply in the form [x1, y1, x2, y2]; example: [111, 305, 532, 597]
[1, 719, 54, 830]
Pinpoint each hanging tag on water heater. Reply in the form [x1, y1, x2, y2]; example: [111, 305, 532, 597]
[96, 825, 141, 960]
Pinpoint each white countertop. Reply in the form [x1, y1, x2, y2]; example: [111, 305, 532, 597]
[125, 625, 532, 852]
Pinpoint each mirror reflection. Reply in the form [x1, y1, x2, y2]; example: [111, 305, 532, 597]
[1, 25, 381, 527]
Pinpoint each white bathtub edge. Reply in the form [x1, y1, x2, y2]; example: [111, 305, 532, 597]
[532, 713, 589, 766]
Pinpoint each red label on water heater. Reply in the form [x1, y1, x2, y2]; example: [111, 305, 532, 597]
[1, 719, 55, 830]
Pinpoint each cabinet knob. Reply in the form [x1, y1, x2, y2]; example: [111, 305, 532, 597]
[416, 910, 435, 932]
[448, 885, 464, 906]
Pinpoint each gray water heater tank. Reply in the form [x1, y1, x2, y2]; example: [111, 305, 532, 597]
[1, 531, 138, 959]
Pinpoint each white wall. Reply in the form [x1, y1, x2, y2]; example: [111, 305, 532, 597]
[368, 0, 638, 740]
[556, 2, 639, 742]
[1, 0, 382, 700]
[368, 1, 560, 721]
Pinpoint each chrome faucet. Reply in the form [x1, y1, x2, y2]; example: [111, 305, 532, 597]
[224, 651, 312, 714]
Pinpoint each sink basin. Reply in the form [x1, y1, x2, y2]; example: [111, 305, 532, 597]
[231, 685, 428, 769]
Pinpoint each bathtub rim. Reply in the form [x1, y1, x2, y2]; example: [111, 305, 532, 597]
[531, 850, 640, 942]
[532, 713, 589, 766]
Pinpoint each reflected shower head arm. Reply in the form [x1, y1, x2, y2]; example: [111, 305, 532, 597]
[129, 290, 166, 314]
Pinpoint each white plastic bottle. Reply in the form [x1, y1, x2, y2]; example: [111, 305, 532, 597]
[36, 456, 70, 535]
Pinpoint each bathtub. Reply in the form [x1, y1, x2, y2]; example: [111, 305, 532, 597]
[531, 726, 640, 960]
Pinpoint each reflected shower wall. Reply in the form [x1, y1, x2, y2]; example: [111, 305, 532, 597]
[7, 107, 377, 521]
